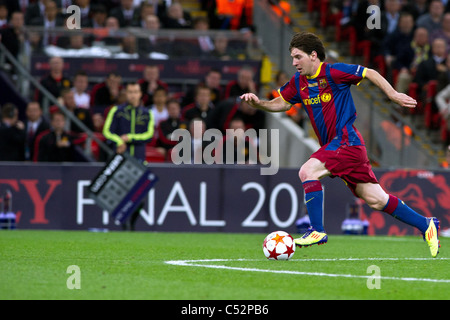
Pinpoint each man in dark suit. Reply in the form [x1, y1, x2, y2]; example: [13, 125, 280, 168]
[414, 38, 447, 90]
[0, 103, 26, 161]
[109, 0, 139, 27]
[24, 101, 50, 161]
[34, 56, 72, 106]
[29, 0, 65, 47]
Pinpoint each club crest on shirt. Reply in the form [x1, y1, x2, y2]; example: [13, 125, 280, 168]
[319, 78, 328, 88]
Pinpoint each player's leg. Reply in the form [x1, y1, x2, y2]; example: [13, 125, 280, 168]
[299, 157, 330, 232]
[355, 182, 440, 257]
[294, 158, 330, 247]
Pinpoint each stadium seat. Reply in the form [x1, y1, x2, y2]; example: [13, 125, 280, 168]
[408, 82, 422, 115]
[440, 117, 449, 144]
[307, 0, 320, 13]
[319, 0, 341, 29]
[424, 80, 438, 129]
[348, 26, 372, 66]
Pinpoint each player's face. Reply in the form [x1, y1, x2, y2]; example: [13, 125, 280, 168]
[290, 48, 314, 76]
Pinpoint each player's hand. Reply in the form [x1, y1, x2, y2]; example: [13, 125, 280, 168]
[240, 93, 260, 107]
[116, 143, 127, 154]
[390, 92, 417, 108]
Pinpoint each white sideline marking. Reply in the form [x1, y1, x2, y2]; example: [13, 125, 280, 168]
[164, 258, 450, 284]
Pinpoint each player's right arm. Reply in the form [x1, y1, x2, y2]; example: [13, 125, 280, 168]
[240, 93, 291, 113]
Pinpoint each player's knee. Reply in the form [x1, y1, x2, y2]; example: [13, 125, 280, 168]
[365, 196, 388, 211]
[298, 165, 310, 182]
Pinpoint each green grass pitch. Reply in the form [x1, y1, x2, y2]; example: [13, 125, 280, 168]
[0, 230, 448, 300]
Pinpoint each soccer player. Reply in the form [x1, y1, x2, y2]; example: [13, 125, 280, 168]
[240, 32, 441, 257]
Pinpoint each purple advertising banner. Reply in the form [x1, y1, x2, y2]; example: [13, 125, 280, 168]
[0, 163, 449, 235]
[30, 56, 261, 82]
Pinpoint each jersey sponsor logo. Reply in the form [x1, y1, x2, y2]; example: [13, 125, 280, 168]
[303, 93, 332, 106]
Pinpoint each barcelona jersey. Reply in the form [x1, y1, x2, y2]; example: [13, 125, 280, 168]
[278, 62, 367, 149]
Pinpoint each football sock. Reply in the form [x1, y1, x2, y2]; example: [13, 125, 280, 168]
[302, 180, 325, 232]
[382, 194, 428, 233]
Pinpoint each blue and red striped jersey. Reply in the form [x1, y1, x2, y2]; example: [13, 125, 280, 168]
[278, 62, 367, 149]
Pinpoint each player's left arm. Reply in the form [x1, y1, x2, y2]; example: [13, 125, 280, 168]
[364, 68, 417, 108]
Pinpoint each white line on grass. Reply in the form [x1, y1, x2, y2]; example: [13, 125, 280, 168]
[165, 258, 450, 284]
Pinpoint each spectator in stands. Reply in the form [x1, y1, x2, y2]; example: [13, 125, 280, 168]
[139, 64, 168, 106]
[392, 27, 430, 93]
[90, 72, 122, 114]
[215, 117, 258, 165]
[383, 0, 402, 35]
[162, 2, 192, 29]
[193, 17, 215, 57]
[71, 71, 90, 109]
[436, 52, 450, 92]
[132, 1, 156, 27]
[25, 0, 47, 24]
[8, 0, 31, 18]
[414, 37, 447, 91]
[75, 0, 92, 28]
[35, 56, 72, 106]
[416, 0, 444, 36]
[29, 0, 65, 47]
[188, 117, 207, 164]
[401, 0, 428, 21]
[214, 0, 253, 30]
[34, 110, 76, 162]
[182, 85, 215, 124]
[210, 33, 235, 60]
[24, 101, 50, 161]
[120, 34, 139, 57]
[150, 86, 169, 129]
[0, 11, 25, 59]
[383, 12, 415, 89]
[138, 14, 173, 58]
[60, 88, 94, 134]
[109, 0, 140, 27]
[435, 81, 450, 127]
[0, 103, 26, 161]
[0, 2, 8, 28]
[90, 3, 108, 29]
[156, 98, 187, 157]
[431, 13, 450, 51]
[224, 65, 257, 99]
[182, 68, 223, 106]
[102, 16, 123, 46]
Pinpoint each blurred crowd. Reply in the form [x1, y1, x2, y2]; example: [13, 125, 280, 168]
[0, 0, 276, 164]
[311, 0, 450, 167]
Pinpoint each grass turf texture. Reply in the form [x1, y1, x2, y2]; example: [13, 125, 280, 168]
[0, 230, 448, 300]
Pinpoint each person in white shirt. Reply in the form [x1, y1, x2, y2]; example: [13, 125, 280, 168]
[71, 71, 90, 109]
[435, 83, 450, 122]
[150, 86, 169, 129]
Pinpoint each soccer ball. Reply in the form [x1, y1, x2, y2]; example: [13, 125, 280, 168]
[263, 231, 295, 260]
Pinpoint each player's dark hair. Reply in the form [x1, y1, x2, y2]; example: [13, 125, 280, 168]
[289, 32, 326, 61]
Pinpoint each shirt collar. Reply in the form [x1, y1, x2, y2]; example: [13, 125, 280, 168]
[307, 62, 324, 79]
